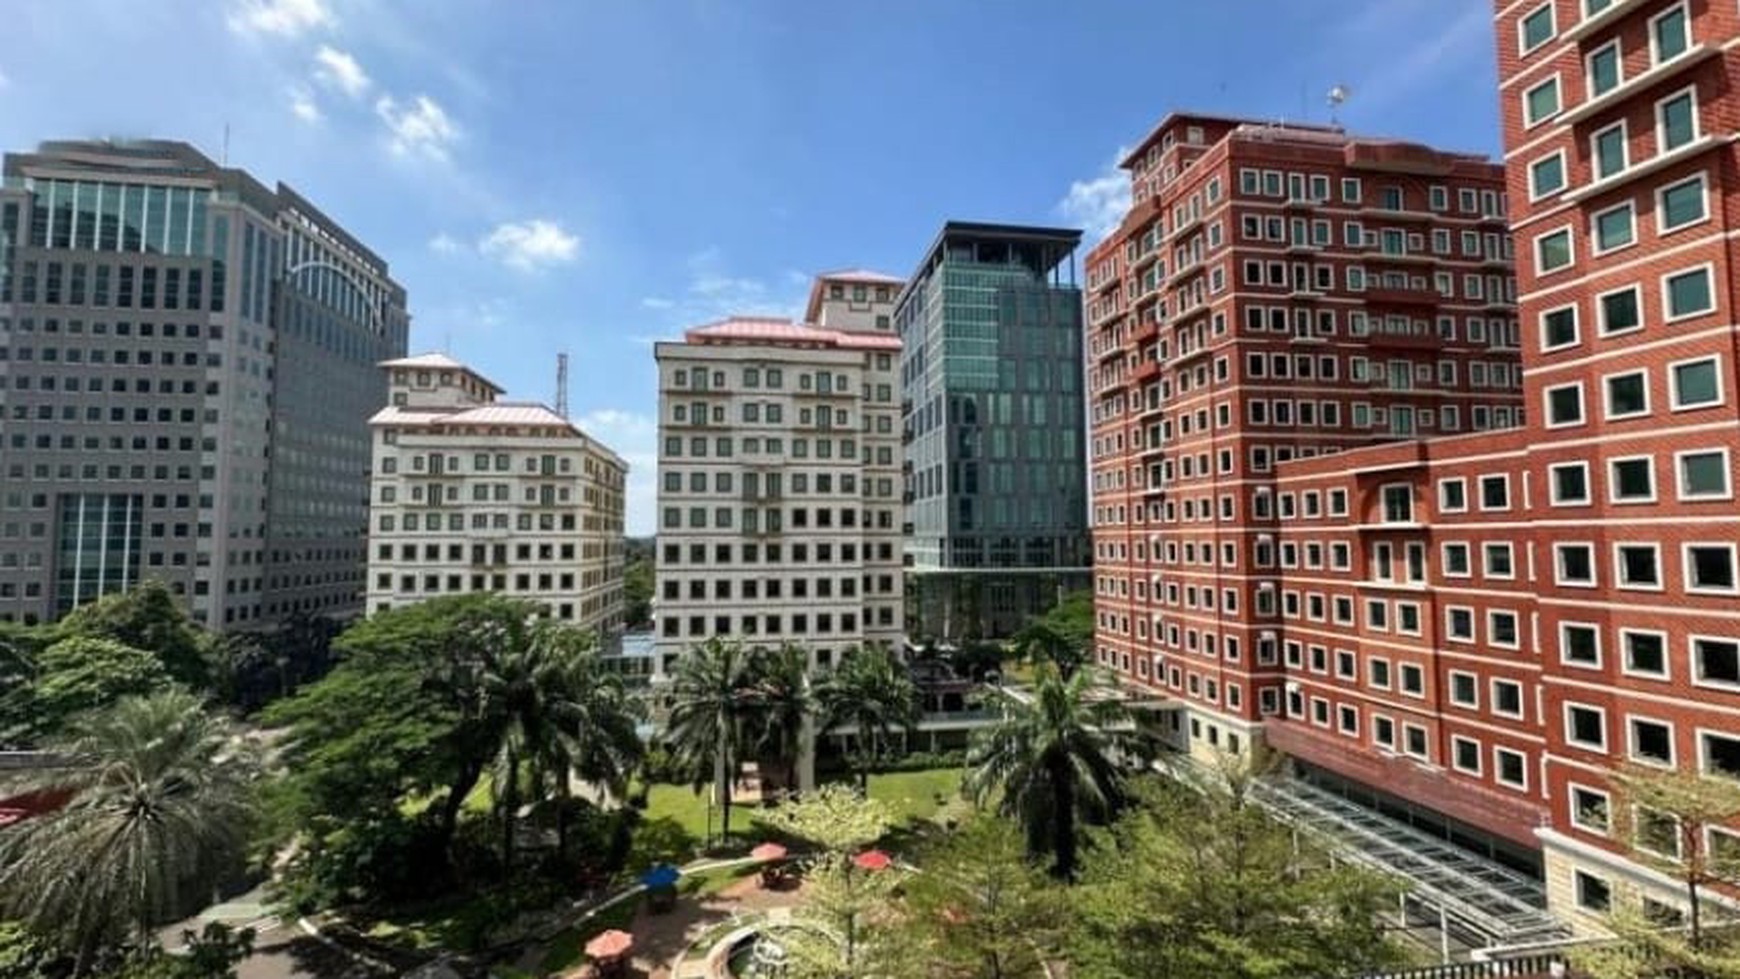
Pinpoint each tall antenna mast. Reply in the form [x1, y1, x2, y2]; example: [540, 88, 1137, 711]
[555, 352, 569, 419]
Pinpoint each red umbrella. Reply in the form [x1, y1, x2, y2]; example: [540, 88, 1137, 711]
[852, 849, 892, 871]
[751, 842, 788, 861]
[584, 929, 634, 960]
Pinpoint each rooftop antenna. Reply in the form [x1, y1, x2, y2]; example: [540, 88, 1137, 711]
[555, 352, 570, 419]
[1327, 84, 1352, 128]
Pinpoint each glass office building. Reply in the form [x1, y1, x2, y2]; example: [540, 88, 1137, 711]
[896, 222, 1089, 641]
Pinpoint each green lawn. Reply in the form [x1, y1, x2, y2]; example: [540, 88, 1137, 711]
[642, 782, 713, 839]
[863, 767, 967, 823]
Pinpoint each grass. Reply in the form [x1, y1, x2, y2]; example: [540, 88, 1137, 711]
[642, 782, 713, 839]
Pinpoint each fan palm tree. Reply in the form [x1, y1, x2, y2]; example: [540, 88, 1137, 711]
[748, 643, 815, 795]
[530, 625, 645, 862]
[0, 689, 260, 974]
[665, 637, 761, 840]
[818, 645, 919, 795]
[965, 665, 1135, 881]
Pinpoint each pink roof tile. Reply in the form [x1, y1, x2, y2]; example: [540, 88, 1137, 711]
[685, 317, 901, 351]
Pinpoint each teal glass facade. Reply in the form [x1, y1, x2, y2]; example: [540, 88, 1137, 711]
[896, 223, 1089, 641]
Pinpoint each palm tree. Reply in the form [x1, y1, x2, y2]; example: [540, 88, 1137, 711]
[665, 637, 761, 840]
[0, 689, 260, 974]
[748, 643, 815, 796]
[482, 620, 645, 872]
[818, 645, 919, 795]
[965, 665, 1134, 881]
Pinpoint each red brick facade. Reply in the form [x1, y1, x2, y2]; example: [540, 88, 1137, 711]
[1084, 114, 1523, 760]
[1090, 3, 1740, 923]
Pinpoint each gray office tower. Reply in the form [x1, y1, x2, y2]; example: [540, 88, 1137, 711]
[0, 140, 408, 628]
[896, 222, 1089, 643]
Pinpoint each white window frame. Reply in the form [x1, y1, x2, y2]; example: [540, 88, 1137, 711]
[1554, 542, 1599, 587]
[1691, 635, 1740, 692]
[1528, 149, 1568, 201]
[1698, 728, 1740, 778]
[1668, 355, 1724, 412]
[1620, 627, 1671, 681]
[1596, 283, 1643, 336]
[1569, 783, 1611, 836]
[1683, 541, 1740, 595]
[1662, 263, 1716, 323]
[1539, 302, 1579, 351]
[1614, 541, 1664, 591]
[1451, 735, 1483, 775]
[1601, 367, 1651, 421]
[1494, 746, 1529, 790]
[1608, 455, 1657, 504]
[1656, 171, 1709, 235]
[1588, 119, 1630, 182]
[1584, 37, 1624, 99]
[1533, 225, 1575, 275]
[1544, 380, 1586, 428]
[1590, 199, 1636, 255]
[1564, 701, 1609, 752]
[1560, 620, 1603, 669]
[1518, 1, 1556, 54]
[1675, 447, 1732, 501]
[1655, 84, 1700, 152]
[1522, 74, 1562, 128]
[1648, 2, 1692, 67]
[1438, 477, 1468, 513]
[1488, 609, 1521, 649]
[1491, 678, 1526, 720]
[1448, 669, 1480, 708]
[1628, 713, 1678, 768]
[1442, 542, 1472, 578]
[1550, 461, 1592, 506]
[1479, 474, 1511, 511]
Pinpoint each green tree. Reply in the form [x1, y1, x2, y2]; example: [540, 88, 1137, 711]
[17, 636, 176, 741]
[965, 665, 1135, 881]
[664, 637, 761, 840]
[1569, 767, 1740, 979]
[622, 556, 653, 631]
[0, 690, 259, 975]
[757, 784, 893, 854]
[56, 581, 209, 690]
[749, 643, 815, 795]
[887, 816, 1058, 979]
[1013, 591, 1093, 680]
[1072, 764, 1403, 978]
[817, 645, 918, 794]
[778, 851, 902, 979]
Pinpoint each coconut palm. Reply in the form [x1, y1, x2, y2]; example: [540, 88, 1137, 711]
[665, 637, 762, 840]
[748, 642, 816, 796]
[965, 664, 1134, 881]
[0, 689, 260, 974]
[818, 645, 919, 795]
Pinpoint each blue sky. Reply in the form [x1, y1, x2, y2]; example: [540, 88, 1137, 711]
[2, 0, 1499, 534]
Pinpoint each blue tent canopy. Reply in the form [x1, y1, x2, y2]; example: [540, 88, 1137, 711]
[640, 864, 680, 888]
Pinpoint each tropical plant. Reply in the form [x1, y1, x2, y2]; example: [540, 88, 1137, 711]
[748, 642, 815, 795]
[888, 816, 1059, 979]
[0, 690, 260, 975]
[1072, 762, 1404, 978]
[1012, 591, 1093, 680]
[664, 637, 762, 840]
[965, 664, 1136, 880]
[1569, 766, 1740, 979]
[818, 645, 919, 794]
[55, 580, 210, 690]
[757, 783, 893, 854]
[12, 636, 176, 743]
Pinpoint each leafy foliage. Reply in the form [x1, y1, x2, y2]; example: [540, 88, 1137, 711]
[0, 691, 260, 971]
[1013, 591, 1093, 680]
[756, 784, 893, 854]
[622, 556, 653, 630]
[966, 666, 1139, 880]
[54, 581, 209, 690]
[1071, 764, 1404, 978]
[817, 645, 919, 794]
[10, 637, 176, 743]
[663, 637, 766, 841]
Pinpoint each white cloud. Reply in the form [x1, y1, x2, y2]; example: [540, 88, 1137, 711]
[288, 87, 321, 123]
[575, 410, 658, 536]
[227, 0, 334, 37]
[313, 45, 370, 99]
[478, 219, 581, 272]
[375, 94, 459, 162]
[1056, 146, 1131, 245]
[428, 232, 464, 254]
[640, 297, 675, 310]
[0, 69, 10, 91]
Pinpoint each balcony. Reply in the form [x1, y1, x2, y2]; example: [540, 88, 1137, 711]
[1130, 319, 1159, 346]
[1363, 286, 1439, 306]
[1132, 358, 1162, 385]
[1365, 327, 1439, 350]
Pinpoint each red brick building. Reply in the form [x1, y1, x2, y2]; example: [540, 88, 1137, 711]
[1090, 1, 1740, 930]
[1084, 114, 1522, 762]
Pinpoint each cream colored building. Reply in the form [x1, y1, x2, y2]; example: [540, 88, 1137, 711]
[365, 353, 627, 634]
[651, 271, 905, 677]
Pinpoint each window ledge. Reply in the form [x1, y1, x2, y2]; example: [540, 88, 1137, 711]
[1564, 134, 1726, 203]
[1561, 44, 1717, 124]
[1563, 0, 1649, 42]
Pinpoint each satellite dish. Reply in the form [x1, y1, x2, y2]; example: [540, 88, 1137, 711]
[1327, 84, 1352, 126]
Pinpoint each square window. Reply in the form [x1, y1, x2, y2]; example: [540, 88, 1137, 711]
[1535, 228, 1573, 273]
[1622, 629, 1668, 678]
[1576, 871, 1612, 912]
[1400, 664, 1425, 696]
[1541, 305, 1578, 349]
[1617, 543, 1661, 587]
[1562, 623, 1601, 666]
[1450, 672, 1478, 707]
[1524, 77, 1561, 126]
[1452, 736, 1482, 774]
[1519, 3, 1555, 51]
[1529, 153, 1566, 199]
[1439, 478, 1467, 512]
[1496, 748, 1528, 789]
[1546, 383, 1585, 426]
[1670, 358, 1721, 409]
[1611, 458, 1655, 502]
[1492, 680, 1524, 718]
[1665, 267, 1714, 320]
[1658, 89, 1697, 150]
[1571, 785, 1611, 834]
[1702, 732, 1740, 778]
[1490, 611, 1519, 647]
[1485, 543, 1514, 577]
[1658, 174, 1707, 232]
[1685, 544, 1737, 593]
[1592, 202, 1634, 252]
[1631, 717, 1675, 766]
[1557, 543, 1596, 585]
[1404, 725, 1429, 758]
[1678, 450, 1730, 499]
[1604, 371, 1649, 419]
[1446, 607, 1474, 640]
[1566, 704, 1607, 750]
[1443, 543, 1471, 576]
[1693, 636, 1740, 688]
[1551, 462, 1591, 505]
[1598, 286, 1641, 335]
[1480, 475, 1510, 509]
